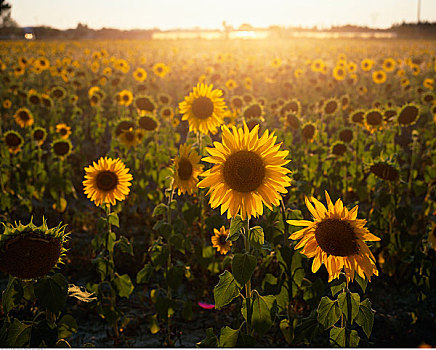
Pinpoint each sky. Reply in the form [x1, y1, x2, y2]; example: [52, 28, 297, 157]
[10, 0, 436, 30]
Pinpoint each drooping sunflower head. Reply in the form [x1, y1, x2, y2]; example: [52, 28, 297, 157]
[172, 143, 203, 196]
[83, 157, 133, 207]
[4, 130, 23, 154]
[383, 108, 398, 124]
[178, 83, 227, 135]
[115, 119, 136, 137]
[397, 103, 420, 126]
[198, 122, 291, 220]
[280, 99, 301, 117]
[52, 139, 72, 158]
[323, 98, 339, 115]
[301, 122, 316, 143]
[365, 109, 383, 132]
[14, 107, 34, 128]
[288, 191, 380, 283]
[0, 218, 68, 280]
[56, 123, 72, 139]
[338, 128, 353, 143]
[349, 109, 365, 125]
[331, 141, 347, 157]
[285, 113, 301, 130]
[368, 155, 400, 182]
[135, 95, 156, 114]
[242, 102, 264, 121]
[138, 114, 159, 131]
[211, 226, 232, 255]
[32, 127, 47, 146]
[50, 86, 66, 100]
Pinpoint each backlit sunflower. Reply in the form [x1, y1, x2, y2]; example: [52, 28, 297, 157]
[32, 127, 47, 146]
[301, 122, 316, 143]
[365, 109, 383, 132]
[138, 114, 159, 131]
[14, 107, 34, 128]
[172, 143, 203, 195]
[133, 67, 147, 82]
[382, 58, 396, 72]
[372, 70, 387, 84]
[333, 66, 346, 81]
[52, 139, 72, 158]
[153, 62, 170, 78]
[4, 130, 23, 154]
[56, 123, 72, 139]
[117, 89, 134, 107]
[398, 103, 420, 126]
[288, 191, 380, 283]
[179, 83, 227, 135]
[211, 226, 232, 255]
[360, 59, 373, 71]
[198, 122, 291, 220]
[83, 157, 133, 207]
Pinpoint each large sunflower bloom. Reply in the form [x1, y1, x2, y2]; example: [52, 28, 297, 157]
[198, 122, 291, 220]
[288, 191, 380, 283]
[179, 83, 227, 135]
[83, 157, 133, 207]
[172, 144, 203, 195]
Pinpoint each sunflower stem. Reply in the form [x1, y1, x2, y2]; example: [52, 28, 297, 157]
[166, 185, 175, 345]
[244, 218, 252, 334]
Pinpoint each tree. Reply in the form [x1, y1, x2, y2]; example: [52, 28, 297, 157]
[0, 0, 15, 28]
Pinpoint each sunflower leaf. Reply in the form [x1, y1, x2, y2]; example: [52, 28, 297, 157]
[317, 296, 341, 330]
[330, 327, 360, 347]
[228, 215, 245, 241]
[249, 226, 265, 249]
[330, 274, 347, 296]
[2, 277, 23, 313]
[232, 253, 257, 286]
[112, 273, 134, 298]
[354, 274, 368, 293]
[250, 291, 275, 335]
[6, 319, 31, 347]
[152, 203, 168, 217]
[218, 326, 239, 347]
[34, 273, 68, 313]
[355, 298, 375, 338]
[196, 328, 218, 348]
[107, 213, 119, 228]
[337, 291, 360, 323]
[214, 271, 241, 309]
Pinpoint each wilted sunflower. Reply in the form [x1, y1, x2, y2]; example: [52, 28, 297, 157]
[179, 83, 227, 135]
[56, 123, 72, 139]
[301, 122, 316, 143]
[288, 191, 380, 283]
[211, 226, 232, 255]
[52, 139, 72, 158]
[198, 122, 291, 220]
[4, 130, 23, 154]
[83, 157, 133, 207]
[0, 218, 68, 279]
[397, 104, 420, 126]
[138, 114, 159, 131]
[32, 127, 47, 146]
[172, 144, 203, 195]
[14, 107, 34, 128]
[372, 70, 387, 84]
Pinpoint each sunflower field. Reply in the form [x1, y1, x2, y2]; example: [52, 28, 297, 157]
[0, 38, 435, 347]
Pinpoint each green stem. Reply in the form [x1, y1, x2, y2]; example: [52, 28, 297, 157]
[244, 218, 252, 334]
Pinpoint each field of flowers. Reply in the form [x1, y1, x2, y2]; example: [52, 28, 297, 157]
[0, 38, 435, 347]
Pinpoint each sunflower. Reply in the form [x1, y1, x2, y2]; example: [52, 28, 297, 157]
[117, 89, 134, 107]
[0, 218, 68, 279]
[52, 139, 72, 158]
[423, 78, 434, 91]
[280, 99, 301, 117]
[323, 98, 339, 115]
[32, 127, 47, 146]
[133, 67, 147, 82]
[198, 122, 291, 220]
[225, 79, 238, 90]
[138, 114, 159, 131]
[172, 144, 203, 195]
[157, 93, 172, 106]
[160, 106, 174, 120]
[211, 226, 232, 255]
[286, 113, 300, 130]
[383, 108, 398, 123]
[339, 128, 353, 143]
[333, 66, 346, 81]
[398, 104, 420, 126]
[179, 83, 227, 135]
[14, 107, 34, 128]
[369, 161, 399, 181]
[301, 122, 316, 143]
[243, 102, 264, 121]
[56, 123, 72, 139]
[135, 95, 156, 114]
[50, 86, 66, 100]
[83, 157, 133, 207]
[2, 99, 12, 109]
[27, 91, 41, 106]
[153, 62, 170, 78]
[4, 130, 23, 154]
[382, 58, 396, 72]
[288, 191, 380, 283]
[372, 70, 387, 84]
[119, 128, 138, 148]
[365, 109, 383, 132]
[331, 141, 347, 157]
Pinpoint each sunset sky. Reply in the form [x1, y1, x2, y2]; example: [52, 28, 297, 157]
[11, 0, 436, 30]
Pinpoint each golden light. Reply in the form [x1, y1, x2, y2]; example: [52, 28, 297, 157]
[24, 33, 34, 40]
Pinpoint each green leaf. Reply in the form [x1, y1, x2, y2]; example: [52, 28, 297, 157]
[337, 291, 360, 323]
[354, 274, 368, 293]
[330, 274, 347, 296]
[57, 314, 78, 339]
[166, 266, 184, 290]
[249, 226, 265, 248]
[34, 273, 68, 313]
[196, 328, 218, 348]
[136, 264, 153, 284]
[108, 213, 119, 228]
[356, 298, 375, 338]
[213, 271, 241, 310]
[6, 319, 31, 347]
[112, 273, 134, 298]
[329, 326, 346, 347]
[2, 278, 23, 313]
[219, 326, 239, 347]
[228, 215, 245, 241]
[153, 220, 173, 239]
[236, 334, 256, 347]
[250, 292, 275, 335]
[317, 296, 341, 330]
[152, 203, 168, 217]
[232, 253, 257, 286]
[114, 236, 133, 256]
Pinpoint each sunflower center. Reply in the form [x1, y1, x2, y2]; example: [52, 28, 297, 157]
[53, 141, 70, 156]
[60, 128, 68, 136]
[96, 171, 118, 192]
[219, 234, 227, 245]
[33, 130, 44, 140]
[223, 150, 265, 193]
[177, 158, 193, 181]
[191, 96, 214, 119]
[315, 219, 358, 257]
[6, 133, 21, 147]
[19, 110, 30, 121]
